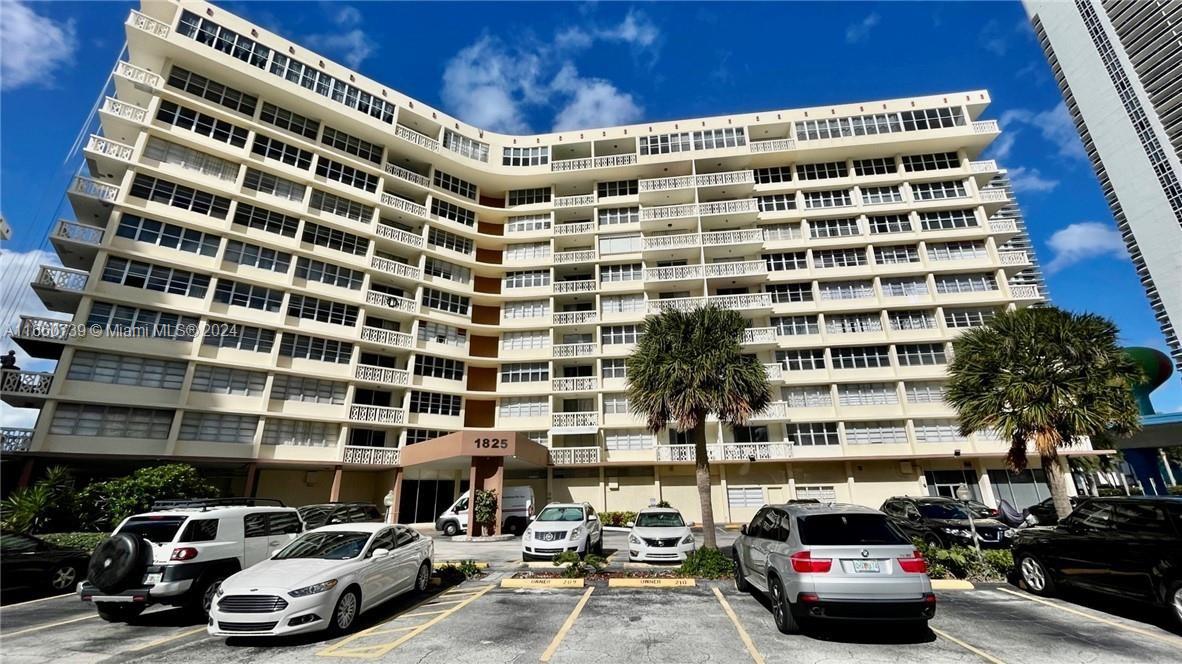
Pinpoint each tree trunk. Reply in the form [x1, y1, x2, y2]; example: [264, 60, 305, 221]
[1043, 456, 1073, 521]
[690, 421, 717, 549]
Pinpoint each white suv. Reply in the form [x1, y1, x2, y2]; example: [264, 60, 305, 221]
[522, 502, 604, 561]
[80, 498, 303, 622]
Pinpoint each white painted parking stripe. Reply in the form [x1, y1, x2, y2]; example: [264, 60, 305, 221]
[931, 627, 1009, 664]
[4, 613, 97, 638]
[0, 592, 74, 608]
[539, 586, 594, 663]
[994, 587, 1182, 648]
[127, 626, 208, 652]
[712, 587, 765, 664]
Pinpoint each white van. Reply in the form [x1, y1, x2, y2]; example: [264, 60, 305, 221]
[435, 486, 535, 536]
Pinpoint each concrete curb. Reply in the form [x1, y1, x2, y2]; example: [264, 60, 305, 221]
[434, 561, 490, 569]
[607, 578, 696, 588]
[501, 577, 586, 589]
[931, 579, 975, 590]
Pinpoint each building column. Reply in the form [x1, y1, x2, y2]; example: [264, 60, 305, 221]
[387, 467, 403, 524]
[328, 465, 343, 501]
[844, 461, 856, 504]
[973, 459, 996, 507]
[546, 466, 553, 504]
[785, 462, 796, 500]
[599, 466, 607, 511]
[719, 464, 731, 524]
[243, 462, 258, 498]
[1060, 457, 1078, 497]
[653, 464, 663, 504]
[466, 456, 505, 537]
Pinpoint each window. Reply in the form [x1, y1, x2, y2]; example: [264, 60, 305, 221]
[787, 422, 839, 446]
[424, 257, 471, 283]
[234, 202, 300, 238]
[758, 194, 797, 213]
[507, 188, 551, 206]
[431, 198, 476, 227]
[144, 137, 239, 181]
[771, 315, 818, 335]
[501, 331, 549, 350]
[945, 307, 997, 329]
[600, 263, 643, 282]
[838, 383, 898, 406]
[505, 214, 551, 234]
[598, 207, 639, 225]
[881, 277, 929, 297]
[421, 288, 470, 315]
[499, 397, 549, 418]
[166, 65, 257, 115]
[267, 53, 395, 123]
[270, 374, 347, 403]
[405, 429, 448, 445]
[766, 283, 814, 303]
[501, 362, 549, 383]
[602, 325, 640, 345]
[251, 134, 313, 170]
[845, 421, 908, 445]
[889, 310, 938, 330]
[68, 351, 186, 390]
[868, 214, 912, 234]
[128, 174, 230, 219]
[243, 168, 305, 203]
[502, 146, 548, 167]
[316, 158, 379, 193]
[762, 223, 802, 240]
[831, 346, 890, 369]
[155, 100, 248, 147]
[262, 419, 340, 447]
[295, 257, 363, 289]
[279, 333, 354, 364]
[813, 248, 867, 269]
[902, 151, 959, 172]
[809, 218, 861, 238]
[776, 349, 826, 371]
[819, 280, 874, 300]
[259, 102, 319, 140]
[639, 131, 691, 155]
[321, 126, 383, 164]
[853, 157, 895, 176]
[407, 391, 462, 416]
[754, 166, 792, 184]
[101, 257, 210, 298]
[899, 107, 966, 131]
[287, 294, 358, 326]
[302, 222, 369, 256]
[418, 321, 467, 347]
[905, 382, 946, 404]
[310, 189, 373, 222]
[761, 252, 807, 272]
[602, 294, 645, 313]
[179, 412, 258, 443]
[504, 270, 550, 289]
[928, 241, 987, 262]
[693, 127, 746, 150]
[176, 11, 271, 68]
[442, 129, 489, 161]
[796, 485, 838, 501]
[224, 240, 292, 273]
[116, 214, 220, 256]
[913, 419, 964, 442]
[602, 394, 630, 415]
[804, 189, 853, 209]
[896, 343, 947, 366]
[190, 365, 267, 396]
[912, 180, 968, 201]
[503, 299, 549, 319]
[602, 358, 628, 379]
[214, 279, 284, 312]
[414, 354, 464, 381]
[861, 186, 904, 205]
[598, 234, 642, 255]
[784, 386, 832, 408]
[797, 161, 847, 180]
[202, 322, 275, 353]
[874, 244, 919, 264]
[935, 273, 996, 294]
[825, 313, 882, 334]
[179, 519, 220, 542]
[597, 180, 638, 198]
[919, 209, 978, 231]
[433, 170, 477, 199]
[87, 302, 199, 341]
[50, 404, 173, 439]
[427, 228, 474, 254]
[605, 430, 652, 451]
[727, 487, 764, 508]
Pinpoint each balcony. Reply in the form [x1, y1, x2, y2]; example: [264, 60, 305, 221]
[714, 442, 792, 461]
[113, 61, 161, 106]
[554, 249, 597, 264]
[551, 154, 638, 172]
[348, 404, 406, 425]
[552, 343, 598, 358]
[988, 219, 1018, 235]
[32, 265, 88, 313]
[550, 412, 599, 434]
[647, 264, 704, 282]
[979, 189, 1009, 205]
[998, 250, 1030, 268]
[704, 260, 767, 279]
[52, 220, 104, 269]
[395, 125, 439, 151]
[99, 97, 148, 143]
[549, 446, 601, 465]
[84, 135, 135, 177]
[2, 428, 34, 454]
[101, 96, 148, 123]
[552, 377, 598, 393]
[1, 371, 54, 408]
[740, 327, 778, 347]
[698, 198, 759, 217]
[554, 194, 596, 209]
[383, 163, 430, 188]
[648, 293, 773, 314]
[374, 223, 425, 249]
[643, 232, 700, 252]
[553, 310, 598, 326]
[380, 193, 429, 219]
[360, 326, 414, 349]
[13, 316, 73, 360]
[748, 138, 796, 153]
[354, 364, 410, 387]
[1010, 285, 1042, 300]
[555, 221, 595, 236]
[638, 175, 694, 194]
[749, 401, 790, 421]
[701, 228, 763, 246]
[697, 171, 755, 188]
[970, 159, 997, 174]
[972, 120, 1000, 134]
[343, 445, 400, 466]
[127, 9, 170, 37]
[553, 280, 597, 295]
[365, 291, 419, 315]
[68, 175, 119, 225]
[370, 256, 422, 282]
[764, 363, 784, 383]
[640, 203, 697, 223]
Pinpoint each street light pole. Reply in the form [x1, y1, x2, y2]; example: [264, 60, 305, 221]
[383, 490, 395, 525]
[956, 483, 982, 556]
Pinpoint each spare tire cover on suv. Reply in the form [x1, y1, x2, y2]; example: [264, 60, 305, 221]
[88, 533, 149, 593]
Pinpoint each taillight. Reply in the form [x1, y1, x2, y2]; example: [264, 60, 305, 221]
[170, 547, 199, 561]
[898, 550, 927, 574]
[789, 550, 832, 573]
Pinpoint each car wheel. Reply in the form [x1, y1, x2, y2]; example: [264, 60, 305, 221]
[329, 588, 360, 635]
[733, 553, 751, 593]
[580, 539, 591, 559]
[922, 533, 944, 549]
[414, 562, 431, 593]
[594, 533, 604, 555]
[442, 521, 459, 537]
[48, 564, 79, 592]
[768, 576, 799, 634]
[1168, 581, 1182, 629]
[1018, 555, 1055, 596]
[189, 574, 227, 616]
[95, 602, 145, 623]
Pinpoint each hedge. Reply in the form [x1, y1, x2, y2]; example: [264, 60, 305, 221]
[40, 532, 107, 553]
[597, 511, 638, 527]
[915, 540, 1013, 581]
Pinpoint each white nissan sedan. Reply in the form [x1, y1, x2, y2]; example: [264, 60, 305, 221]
[208, 523, 433, 638]
[627, 508, 696, 562]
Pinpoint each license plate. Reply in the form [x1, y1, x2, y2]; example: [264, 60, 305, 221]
[851, 560, 881, 573]
[144, 573, 162, 585]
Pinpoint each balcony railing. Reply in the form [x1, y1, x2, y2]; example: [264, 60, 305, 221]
[704, 260, 767, 278]
[554, 194, 596, 208]
[701, 229, 764, 246]
[749, 138, 796, 153]
[383, 163, 430, 187]
[115, 61, 161, 89]
[643, 233, 700, 251]
[741, 327, 778, 345]
[979, 189, 1009, 204]
[595, 154, 637, 168]
[552, 377, 598, 393]
[647, 264, 704, 281]
[988, 219, 1017, 234]
[374, 224, 425, 250]
[1, 428, 33, 453]
[1010, 285, 1041, 299]
[70, 175, 119, 203]
[55, 220, 104, 245]
[750, 401, 790, 421]
[648, 293, 773, 314]
[343, 445, 400, 465]
[355, 364, 410, 386]
[18, 316, 73, 341]
[348, 404, 406, 425]
[86, 134, 135, 162]
[360, 326, 414, 349]
[697, 171, 755, 187]
[552, 343, 598, 358]
[551, 157, 593, 172]
[551, 411, 599, 430]
[35, 266, 88, 292]
[656, 445, 699, 462]
[102, 96, 148, 123]
[554, 221, 595, 236]
[1, 371, 54, 397]
[549, 446, 601, 464]
[970, 159, 997, 174]
[717, 442, 793, 461]
[698, 198, 759, 216]
[370, 256, 422, 281]
[127, 9, 170, 37]
[395, 125, 439, 151]
[365, 291, 419, 314]
[972, 120, 1000, 134]
[638, 175, 694, 193]
[640, 203, 697, 222]
[380, 193, 429, 218]
[998, 250, 1029, 266]
[553, 311, 598, 326]
[764, 363, 784, 382]
[553, 280, 597, 294]
[554, 249, 597, 264]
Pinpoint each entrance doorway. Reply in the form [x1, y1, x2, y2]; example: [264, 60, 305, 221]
[398, 478, 468, 524]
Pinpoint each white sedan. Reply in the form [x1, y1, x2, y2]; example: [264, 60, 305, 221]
[208, 523, 433, 637]
[627, 508, 696, 562]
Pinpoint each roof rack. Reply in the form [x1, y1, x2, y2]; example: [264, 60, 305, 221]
[151, 497, 287, 511]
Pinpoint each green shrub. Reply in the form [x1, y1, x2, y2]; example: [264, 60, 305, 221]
[552, 551, 606, 578]
[677, 548, 734, 578]
[913, 540, 1012, 581]
[0, 466, 79, 533]
[457, 559, 482, 579]
[472, 489, 498, 535]
[435, 564, 465, 585]
[76, 464, 220, 530]
[598, 511, 637, 527]
[40, 532, 108, 552]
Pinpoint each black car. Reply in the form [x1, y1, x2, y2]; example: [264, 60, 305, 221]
[1013, 497, 1182, 628]
[1, 532, 91, 594]
[1023, 496, 1087, 526]
[881, 496, 1013, 549]
[297, 502, 383, 529]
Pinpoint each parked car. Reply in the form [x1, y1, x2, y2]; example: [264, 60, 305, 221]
[733, 503, 935, 634]
[1, 532, 91, 594]
[435, 486, 534, 537]
[522, 502, 603, 561]
[1013, 496, 1182, 628]
[1022, 496, 1088, 527]
[881, 496, 1013, 548]
[79, 498, 303, 622]
[959, 500, 1000, 520]
[208, 523, 433, 637]
[626, 508, 695, 562]
[298, 502, 383, 530]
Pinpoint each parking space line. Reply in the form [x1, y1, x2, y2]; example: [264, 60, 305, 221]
[0, 592, 73, 608]
[4, 613, 97, 638]
[930, 627, 1008, 664]
[127, 626, 209, 652]
[994, 587, 1182, 648]
[711, 587, 765, 664]
[539, 586, 594, 663]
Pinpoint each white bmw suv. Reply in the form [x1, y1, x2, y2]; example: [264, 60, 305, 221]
[522, 503, 603, 560]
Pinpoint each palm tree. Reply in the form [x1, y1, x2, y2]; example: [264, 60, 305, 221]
[626, 305, 773, 549]
[945, 307, 1141, 520]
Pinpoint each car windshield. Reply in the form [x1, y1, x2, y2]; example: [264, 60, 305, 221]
[918, 503, 971, 520]
[799, 514, 908, 545]
[536, 507, 585, 522]
[635, 512, 685, 528]
[274, 531, 370, 560]
[117, 516, 187, 543]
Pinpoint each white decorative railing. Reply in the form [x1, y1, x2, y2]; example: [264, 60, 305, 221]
[555, 221, 595, 236]
[988, 220, 1017, 234]
[643, 232, 700, 251]
[380, 193, 429, 218]
[712, 443, 792, 461]
[360, 326, 414, 349]
[127, 9, 170, 37]
[594, 154, 637, 168]
[70, 175, 119, 203]
[552, 377, 598, 392]
[764, 363, 784, 382]
[704, 260, 767, 278]
[552, 343, 598, 358]
[553, 280, 597, 294]
[640, 203, 697, 222]
[18, 317, 73, 341]
[35, 266, 88, 291]
[102, 96, 148, 123]
[366, 290, 419, 314]
[699, 198, 759, 216]
[647, 293, 773, 314]
[639, 175, 694, 193]
[1, 428, 34, 453]
[750, 401, 790, 421]
[348, 405, 406, 425]
[551, 157, 593, 172]
[980, 189, 1009, 204]
[355, 364, 410, 386]
[701, 229, 764, 246]
[383, 163, 430, 187]
[343, 445, 400, 465]
[1010, 285, 1041, 299]
[395, 125, 439, 151]
[1, 371, 54, 397]
[554, 249, 597, 264]
[749, 138, 795, 153]
[972, 120, 1000, 134]
[741, 327, 778, 345]
[553, 310, 598, 326]
[55, 220, 104, 245]
[374, 223, 425, 248]
[998, 251, 1029, 266]
[697, 171, 755, 187]
[554, 194, 596, 208]
[370, 256, 422, 281]
[647, 264, 704, 281]
[551, 411, 599, 430]
[549, 446, 601, 464]
[970, 160, 997, 174]
[656, 445, 698, 462]
[86, 134, 135, 161]
[115, 61, 161, 89]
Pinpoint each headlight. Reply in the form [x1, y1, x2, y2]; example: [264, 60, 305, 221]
[216, 586, 225, 597]
[1003, 529, 1017, 539]
[628, 534, 642, 545]
[570, 527, 583, 540]
[524, 528, 533, 541]
[681, 533, 694, 545]
[289, 579, 338, 597]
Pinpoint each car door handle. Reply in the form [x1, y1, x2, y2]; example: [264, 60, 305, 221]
[268, 540, 280, 546]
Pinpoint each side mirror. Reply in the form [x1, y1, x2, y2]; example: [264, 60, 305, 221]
[371, 548, 390, 559]
[740, 524, 748, 536]
[529, 515, 536, 521]
[625, 521, 635, 528]
[587, 514, 598, 521]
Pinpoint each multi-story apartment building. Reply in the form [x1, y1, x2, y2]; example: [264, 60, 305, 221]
[1024, 0, 1182, 377]
[3, 0, 1072, 525]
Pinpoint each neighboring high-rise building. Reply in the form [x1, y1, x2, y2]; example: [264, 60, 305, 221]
[1025, 0, 1182, 376]
[3, 0, 1066, 523]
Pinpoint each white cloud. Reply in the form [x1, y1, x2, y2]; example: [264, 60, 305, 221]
[1001, 103, 1087, 161]
[1045, 221, 1129, 273]
[441, 36, 544, 134]
[1008, 166, 1059, 194]
[0, 0, 76, 91]
[551, 69, 642, 131]
[304, 5, 376, 69]
[986, 131, 1017, 161]
[979, 20, 1008, 56]
[845, 13, 880, 44]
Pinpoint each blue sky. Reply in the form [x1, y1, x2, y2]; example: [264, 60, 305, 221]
[0, 0, 1178, 421]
